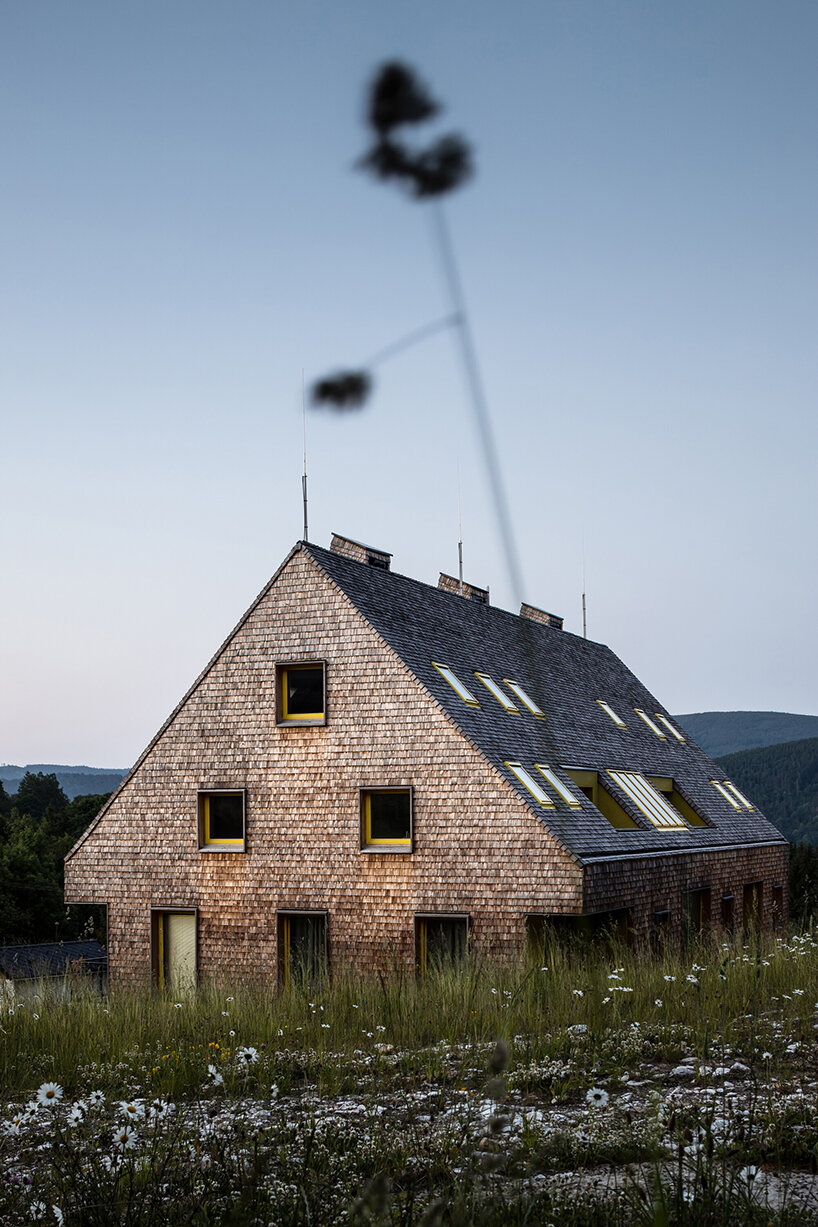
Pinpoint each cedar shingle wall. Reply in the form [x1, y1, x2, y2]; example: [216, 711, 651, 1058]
[65, 552, 582, 984]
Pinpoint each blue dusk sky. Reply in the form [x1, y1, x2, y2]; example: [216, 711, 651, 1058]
[2, 2, 816, 766]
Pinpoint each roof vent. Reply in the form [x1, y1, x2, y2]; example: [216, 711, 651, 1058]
[520, 602, 563, 630]
[438, 573, 490, 605]
[330, 533, 392, 571]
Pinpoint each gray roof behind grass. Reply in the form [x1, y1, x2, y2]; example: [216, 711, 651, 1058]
[306, 543, 786, 862]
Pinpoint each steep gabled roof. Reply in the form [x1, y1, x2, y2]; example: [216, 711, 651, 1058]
[306, 543, 786, 861]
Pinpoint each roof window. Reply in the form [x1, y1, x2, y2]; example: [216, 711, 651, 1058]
[596, 700, 626, 729]
[432, 662, 480, 707]
[655, 714, 686, 743]
[534, 765, 582, 809]
[634, 709, 667, 739]
[564, 768, 638, 828]
[503, 680, 545, 719]
[474, 673, 518, 713]
[712, 780, 753, 810]
[607, 770, 687, 830]
[724, 781, 754, 810]
[505, 762, 555, 808]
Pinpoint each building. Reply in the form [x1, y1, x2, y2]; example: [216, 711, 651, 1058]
[64, 534, 787, 989]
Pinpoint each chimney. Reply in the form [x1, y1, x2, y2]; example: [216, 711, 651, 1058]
[520, 602, 563, 630]
[330, 533, 392, 571]
[438, 573, 490, 605]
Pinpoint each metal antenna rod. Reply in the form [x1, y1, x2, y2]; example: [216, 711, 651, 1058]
[431, 202, 524, 606]
[581, 530, 588, 639]
[301, 371, 309, 543]
[457, 458, 464, 596]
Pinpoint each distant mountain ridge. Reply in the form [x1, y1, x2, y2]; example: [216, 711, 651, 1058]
[0, 765, 127, 801]
[675, 711, 818, 759]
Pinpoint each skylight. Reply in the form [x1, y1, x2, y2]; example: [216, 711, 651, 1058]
[724, 781, 754, 810]
[503, 679, 546, 719]
[634, 709, 667, 739]
[505, 762, 554, 808]
[654, 714, 686, 743]
[474, 673, 519, 713]
[607, 770, 688, 829]
[431, 662, 480, 707]
[711, 780, 743, 810]
[535, 765, 582, 809]
[597, 700, 626, 728]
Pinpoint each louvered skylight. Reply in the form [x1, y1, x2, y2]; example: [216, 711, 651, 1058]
[634, 709, 667, 739]
[503, 679, 545, 719]
[607, 770, 687, 829]
[597, 700, 626, 728]
[431, 662, 480, 707]
[535, 765, 583, 809]
[655, 714, 686, 743]
[724, 781, 754, 810]
[475, 673, 519, 713]
[505, 762, 555, 808]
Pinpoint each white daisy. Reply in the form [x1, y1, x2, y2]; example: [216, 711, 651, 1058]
[585, 1087, 609, 1108]
[118, 1100, 145, 1121]
[207, 1064, 224, 1086]
[36, 1083, 63, 1108]
[236, 1046, 259, 1066]
[113, 1124, 137, 1151]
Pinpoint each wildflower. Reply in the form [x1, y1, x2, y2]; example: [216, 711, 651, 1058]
[573, 989, 584, 998]
[3, 1113, 25, 1136]
[221, 1011, 229, 1017]
[208, 1064, 224, 1086]
[540, 966, 548, 972]
[740, 1165, 760, 1185]
[376, 1025, 386, 1032]
[30, 1203, 48, 1221]
[229, 1030, 236, 1037]
[36, 1083, 63, 1108]
[321, 1023, 330, 1029]
[686, 975, 699, 985]
[585, 1087, 609, 1108]
[52, 1211, 64, 1227]
[602, 996, 611, 1004]
[67, 1103, 87, 1127]
[113, 1124, 137, 1151]
[655, 999, 663, 1007]
[352, 1003, 359, 1008]
[226, 996, 234, 1002]
[88, 1090, 105, 1108]
[32, 1013, 40, 1020]
[118, 1100, 145, 1121]
[236, 1046, 259, 1066]
[173, 1003, 183, 1009]
[761, 1051, 772, 1060]
[664, 975, 676, 982]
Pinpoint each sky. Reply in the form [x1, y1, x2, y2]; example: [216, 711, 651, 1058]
[2, 1, 816, 767]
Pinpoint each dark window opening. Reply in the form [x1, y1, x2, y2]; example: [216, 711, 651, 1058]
[682, 888, 711, 948]
[527, 908, 631, 953]
[743, 881, 763, 932]
[277, 912, 327, 989]
[651, 909, 671, 952]
[361, 789, 412, 847]
[277, 663, 326, 724]
[772, 884, 784, 930]
[648, 777, 708, 827]
[198, 791, 245, 849]
[416, 915, 468, 975]
[721, 895, 735, 933]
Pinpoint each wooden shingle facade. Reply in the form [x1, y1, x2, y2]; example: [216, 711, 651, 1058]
[64, 535, 788, 987]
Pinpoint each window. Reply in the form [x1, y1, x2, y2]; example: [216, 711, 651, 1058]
[634, 709, 667, 739]
[772, 884, 784, 930]
[474, 673, 519, 713]
[360, 788, 412, 850]
[596, 700, 626, 729]
[647, 778, 707, 827]
[743, 881, 763, 932]
[682, 888, 711, 948]
[152, 910, 197, 993]
[711, 780, 742, 809]
[432, 662, 480, 707]
[277, 912, 327, 989]
[503, 680, 545, 719]
[534, 765, 583, 808]
[277, 662, 326, 725]
[607, 770, 688, 830]
[721, 895, 735, 933]
[651, 909, 671, 951]
[198, 790, 245, 849]
[415, 915, 468, 976]
[564, 768, 638, 829]
[505, 762, 555, 808]
[655, 714, 686, 743]
[724, 781, 754, 810]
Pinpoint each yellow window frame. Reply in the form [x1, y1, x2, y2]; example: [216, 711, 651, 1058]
[280, 664, 325, 721]
[200, 792, 244, 847]
[156, 914, 165, 988]
[362, 789, 412, 847]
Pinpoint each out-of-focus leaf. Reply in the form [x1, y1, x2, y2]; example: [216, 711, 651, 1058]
[367, 62, 439, 135]
[310, 370, 372, 410]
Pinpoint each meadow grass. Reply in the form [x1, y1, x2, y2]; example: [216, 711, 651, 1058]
[2, 929, 818, 1224]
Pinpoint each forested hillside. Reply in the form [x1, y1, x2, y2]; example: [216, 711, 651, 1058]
[716, 737, 818, 845]
[677, 711, 818, 757]
[0, 772, 108, 945]
[0, 763, 125, 800]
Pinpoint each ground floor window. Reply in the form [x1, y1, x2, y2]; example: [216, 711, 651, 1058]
[526, 909, 630, 952]
[772, 884, 784, 930]
[152, 910, 197, 994]
[743, 881, 763, 932]
[682, 888, 711, 948]
[650, 909, 671, 951]
[415, 914, 468, 976]
[721, 894, 735, 933]
[277, 912, 328, 989]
